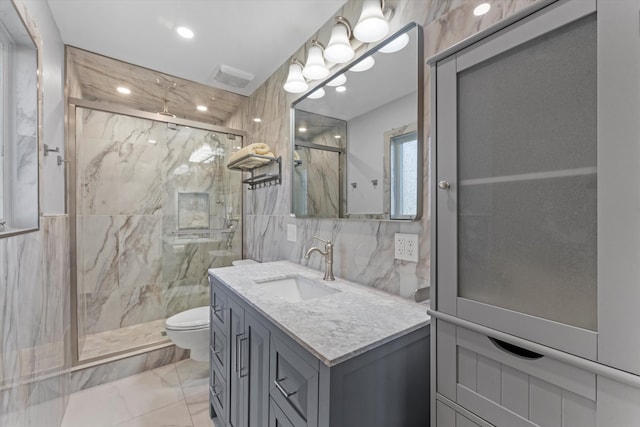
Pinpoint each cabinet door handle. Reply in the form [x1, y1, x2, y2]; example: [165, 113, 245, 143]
[274, 378, 297, 398]
[235, 334, 243, 373]
[438, 180, 450, 190]
[239, 337, 248, 378]
[213, 304, 224, 314]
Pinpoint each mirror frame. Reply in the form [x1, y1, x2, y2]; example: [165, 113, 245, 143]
[290, 22, 424, 221]
[0, 1, 40, 238]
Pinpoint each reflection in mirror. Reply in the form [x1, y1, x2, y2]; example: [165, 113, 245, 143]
[0, 1, 38, 236]
[291, 23, 422, 221]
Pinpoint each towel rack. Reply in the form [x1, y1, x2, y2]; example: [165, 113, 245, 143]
[227, 154, 281, 190]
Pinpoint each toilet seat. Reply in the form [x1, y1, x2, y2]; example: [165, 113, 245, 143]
[165, 306, 210, 331]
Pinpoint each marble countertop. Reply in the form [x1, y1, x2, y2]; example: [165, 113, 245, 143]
[208, 261, 430, 367]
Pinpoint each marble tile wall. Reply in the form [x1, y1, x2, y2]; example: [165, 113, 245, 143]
[293, 128, 345, 218]
[228, 0, 540, 299]
[0, 0, 71, 426]
[75, 108, 242, 348]
[0, 216, 71, 427]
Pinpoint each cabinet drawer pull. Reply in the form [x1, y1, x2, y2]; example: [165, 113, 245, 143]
[212, 345, 222, 356]
[489, 337, 544, 360]
[274, 378, 297, 398]
[213, 304, 224, 314]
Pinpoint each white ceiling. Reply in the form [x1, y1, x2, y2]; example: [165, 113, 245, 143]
[47, 0, 347, 96]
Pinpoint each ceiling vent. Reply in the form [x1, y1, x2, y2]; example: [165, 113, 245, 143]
[211, 65, 255, 88]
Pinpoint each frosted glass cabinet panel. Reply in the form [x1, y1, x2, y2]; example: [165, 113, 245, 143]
[434, 0, 598, 359]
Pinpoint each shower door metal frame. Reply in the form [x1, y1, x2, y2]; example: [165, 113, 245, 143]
[67, 98, 247, 368]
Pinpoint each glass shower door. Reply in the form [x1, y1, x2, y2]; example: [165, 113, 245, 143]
[74, 106, 242, 363]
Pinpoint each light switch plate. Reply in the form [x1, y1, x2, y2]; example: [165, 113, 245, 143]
[395, 233, 418, 262]
[287, 224, 297, 242]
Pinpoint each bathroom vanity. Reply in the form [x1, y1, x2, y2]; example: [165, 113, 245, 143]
[208, 261, 430, 427]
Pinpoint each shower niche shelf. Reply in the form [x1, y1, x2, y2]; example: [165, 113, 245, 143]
[227, 154, 281, 190]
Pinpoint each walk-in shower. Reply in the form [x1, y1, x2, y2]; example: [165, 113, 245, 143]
[68, 100, 244, 365]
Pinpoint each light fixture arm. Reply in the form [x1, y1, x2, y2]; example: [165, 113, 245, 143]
[311, 39, 325, 50]
[334, 16, 352, 39]
[290, 58, 305, 68]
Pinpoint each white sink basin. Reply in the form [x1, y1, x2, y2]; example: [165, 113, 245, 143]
[256, 275, 340, 303]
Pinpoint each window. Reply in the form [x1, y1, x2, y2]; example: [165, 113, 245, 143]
[390, 131, 418, 219]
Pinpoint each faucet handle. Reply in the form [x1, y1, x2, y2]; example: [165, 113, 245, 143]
[312, 236, 332, 245]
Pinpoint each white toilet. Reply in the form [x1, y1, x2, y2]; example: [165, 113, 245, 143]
[165, 306, 210, 362]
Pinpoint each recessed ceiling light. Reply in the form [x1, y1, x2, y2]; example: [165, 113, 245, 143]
[148, 139, 157, 144]
[336, 86, 346, 93]
[334, 135, 341, 139]
[253, 118, 262, 123]
[117, 86, 131, 95]
[196, 105, 208, 112]
[176, 26, 194, 39]
[473, 3, 491, 16]
[298, 127, 307, 132]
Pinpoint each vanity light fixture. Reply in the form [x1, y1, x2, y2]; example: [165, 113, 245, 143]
[307, 87, 326, 99]
[353, 0, 389, 43]
[303, 40, 330, 80]
[117, 86, 131, 95]
[473, 3, 491, 16]
[335, 86, 347, 93]
[324, 17, 355, 64]
[283, 59, 309, 93]
[176, 26, 194, 39]
[326, 73, 347, 87]
[349, 55, 375, 72]
[196, 105, 208, 112]
[379, 33, 410, 53]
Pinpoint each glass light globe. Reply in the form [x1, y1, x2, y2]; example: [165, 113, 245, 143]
[324, 23, 355, 64]
[283, 62, 308, 93]
[303, 43, 330, 80]
[353, 0, 389, 43]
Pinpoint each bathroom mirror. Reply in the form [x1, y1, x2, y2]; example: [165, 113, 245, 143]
[0, 1, 39, 236]
[291, 23, 423, 220]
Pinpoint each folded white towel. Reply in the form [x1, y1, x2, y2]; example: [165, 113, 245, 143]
[227, 143, 275, 168]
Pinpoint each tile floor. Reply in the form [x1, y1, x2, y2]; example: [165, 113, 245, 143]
[61, 359, 222, 427]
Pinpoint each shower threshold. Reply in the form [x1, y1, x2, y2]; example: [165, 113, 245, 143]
[78, 318, 170, 362]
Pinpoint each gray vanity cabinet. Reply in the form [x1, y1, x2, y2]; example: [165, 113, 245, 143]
[209, 273, 431, 427]
[227, 297, 271, 427]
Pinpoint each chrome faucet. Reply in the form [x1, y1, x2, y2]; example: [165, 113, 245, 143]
[304, 236, 335, 281]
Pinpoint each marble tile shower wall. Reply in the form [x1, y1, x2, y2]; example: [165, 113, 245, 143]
[293, 130, 344, 218]
[0, 216, 71, 427]
[227, 0, 539, 298]
[76, 109, 242, 340]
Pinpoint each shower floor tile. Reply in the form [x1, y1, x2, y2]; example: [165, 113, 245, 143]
[62, 359, 221, 427]
[79, 319, 169, 361]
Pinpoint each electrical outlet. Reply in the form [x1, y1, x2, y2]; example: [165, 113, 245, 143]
[287, 224, 297, 242]
[395, 233, 419, 262]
